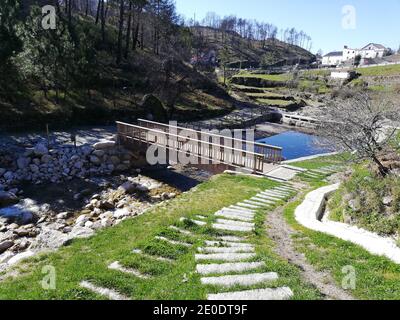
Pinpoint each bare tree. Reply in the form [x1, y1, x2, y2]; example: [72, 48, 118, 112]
[318, 91, 400, 176]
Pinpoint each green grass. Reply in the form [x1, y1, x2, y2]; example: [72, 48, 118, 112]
[300, 69, 331, 77]
[0, 174, 321, 300]
[234, 72, 291, 82]
[289, 153, 348, 171]
[256, 98, 293, 107]
[283, 199, 400, 300]
[298, 79, 330, 94]
[246, 92, 285, 99]
[356, 64, 400, 77]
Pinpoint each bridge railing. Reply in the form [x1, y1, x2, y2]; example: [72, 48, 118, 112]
[116, 121, 273, 174]
[137, 119, 282, 164]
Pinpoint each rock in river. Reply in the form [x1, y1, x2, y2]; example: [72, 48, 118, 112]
[0, 191, 19, 208]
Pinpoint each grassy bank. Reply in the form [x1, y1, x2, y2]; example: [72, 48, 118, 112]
[329, 165, 400, 242]
[283, 156, 400, 300]
[356, 64, 400, 77]
[0, 174, 320, 300]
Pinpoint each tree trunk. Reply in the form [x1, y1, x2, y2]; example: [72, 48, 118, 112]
[117, 0, 125, 64]
[95, 0, 101, 24]
[124, 1, 133, 59]
[85, 0, 89, 16]
[140, 24, 144, 50]
[372, 155, 389, 177]
[132, 22, 139, 51]
[100, 0, 105, 42]
[68, 0, 72, 24]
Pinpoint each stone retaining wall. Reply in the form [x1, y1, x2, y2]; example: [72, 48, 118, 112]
[295, 184, 400, 264]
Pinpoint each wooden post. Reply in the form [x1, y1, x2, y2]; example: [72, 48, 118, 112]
[46, 124, 50, 148]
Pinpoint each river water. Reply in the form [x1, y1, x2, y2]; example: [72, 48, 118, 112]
[258, 131, 333, 161]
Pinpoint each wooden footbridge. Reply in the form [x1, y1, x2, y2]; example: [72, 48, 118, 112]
[116, 119, 283, 176]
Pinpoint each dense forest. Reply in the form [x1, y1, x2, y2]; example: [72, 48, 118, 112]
[0, 0, 314, 130]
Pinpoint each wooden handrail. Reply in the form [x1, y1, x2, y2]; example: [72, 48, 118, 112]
[137, 118, 282, 151]
[116, 120, 283, 173]
[116, 121, 268, 158]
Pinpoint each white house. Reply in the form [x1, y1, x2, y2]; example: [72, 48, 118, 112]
[322, 51, 343, 66]
[343, 43, 387, 61]
[359, 43, 387, 59]
[323, 43, 387, 67]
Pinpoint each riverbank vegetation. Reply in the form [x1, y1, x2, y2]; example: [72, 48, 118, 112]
[329, 165, 400, 242]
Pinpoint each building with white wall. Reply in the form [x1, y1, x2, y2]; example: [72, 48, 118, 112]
[321, 51, 343, 66]
[343, 43, 387, 61]
[323, 43, 387, 66]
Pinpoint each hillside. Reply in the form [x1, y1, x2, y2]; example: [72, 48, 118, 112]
[0, 3, 235, 132]
[191, 26, 316, 68]
[0, 46, 234, 131]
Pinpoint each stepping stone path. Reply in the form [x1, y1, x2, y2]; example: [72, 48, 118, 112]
[108, 261, 150, 279]
[195, 183, 299, 300]
[80, 280, 131, 300]
[80, 182, 301, 300]
[131, 249, 174, 263]
[301, 165, 343, 180]
[155, 236, 192, 247]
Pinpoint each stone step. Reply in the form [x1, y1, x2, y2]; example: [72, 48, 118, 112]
[277, 184, 296, 190]
[220, 208, 256, 216]
[217, 236, 246, 242]
[180, 217, 207, 226]
[216, 219, 255, 228]
[236, 202, 262, 209]
[265, 176, 287, 183]
[80, 281, 130, 300]
[268, 189, 289, 196]
[250, 197, 275, 205]
[213, 223, 254, 232]
[256, 194, 283, 201]
[304, 171, 323, 177]
[260, 191, 287, 198]
[302, 173, 322, 179]
[195, 215, 207, 220]
[108, 261, 150, 279]
[195, 253, 256, 262]
[282, 183, 302, 190]
[169, 226, 194, 236]
[243, 200, 270, 207]
[201, 272, 278, 287]
[207, 287, 293, 301]
[155, 236, 192, 247]
[215, 211, 254, 222]
[312, 169, 333, 174]
[228, 206, 256, 213]
[132, 249, 173, 263]
[274, 187, 295, 193]
[198, 247, 255, 254]
[196, 261, 265, 275]
[205, 241, 253, 248]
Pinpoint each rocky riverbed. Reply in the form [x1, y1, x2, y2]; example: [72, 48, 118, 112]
[0, 136, 181, 275]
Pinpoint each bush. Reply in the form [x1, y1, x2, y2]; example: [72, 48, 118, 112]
[329, 165, 400, 238]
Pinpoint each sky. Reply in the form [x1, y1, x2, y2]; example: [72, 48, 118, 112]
[174, 0, 400, 55]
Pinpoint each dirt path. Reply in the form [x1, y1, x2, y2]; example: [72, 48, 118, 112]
[266, 204, 354, 300]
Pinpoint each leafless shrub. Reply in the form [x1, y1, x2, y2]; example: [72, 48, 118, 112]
[318, 91, 400, 176]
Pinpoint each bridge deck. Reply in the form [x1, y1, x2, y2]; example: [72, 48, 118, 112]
[116, 120, 282, 175]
